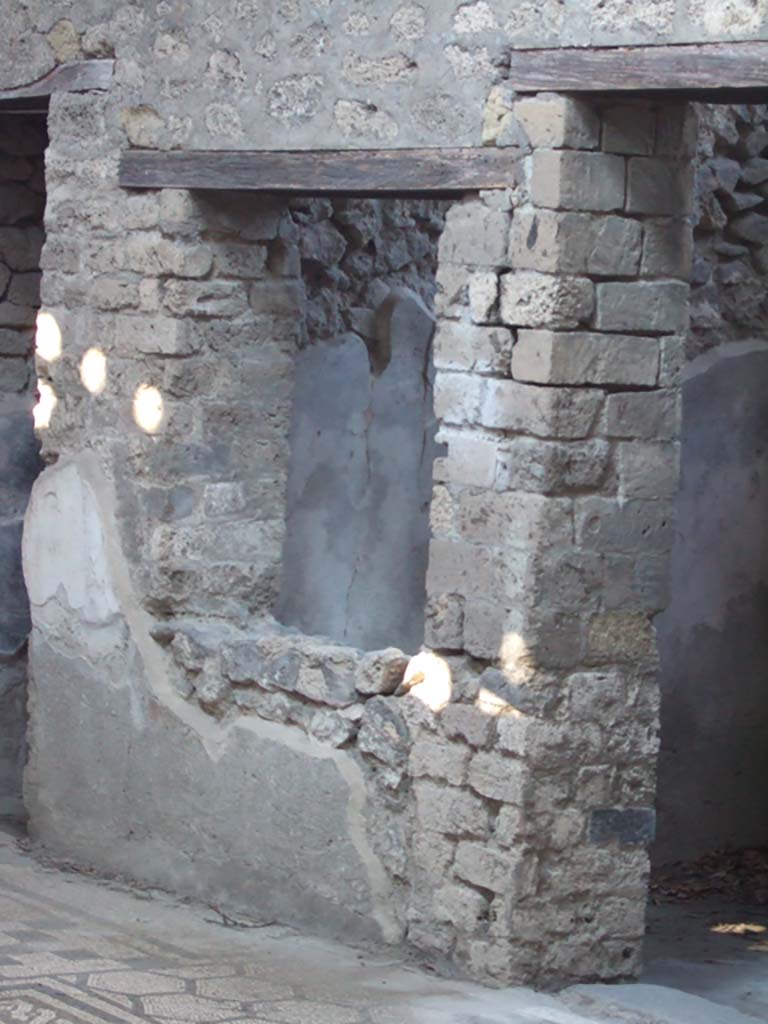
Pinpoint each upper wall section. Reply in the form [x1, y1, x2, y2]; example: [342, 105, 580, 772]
[7, 0, 768, 150]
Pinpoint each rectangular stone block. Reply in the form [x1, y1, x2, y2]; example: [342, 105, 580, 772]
[434, 429, 498, 488]
[424, 594, 464, 650]
[467, 751, 526, 804]
[575, 496, 675, 554]
[433, 371, 483, 426]
[496, 437, 612, 494]
[512, 330, 659, 387]
[455, 841, 533, 895]
[410, 737, 470, 786]
[594, 281, 689, 333]
[456, 490, 571, 550]
[480, 378, 603, 439]
[463, 598, 518, 661]
[509, 210, 642, 277]
[626, 158, 694, 216]
[589, 807, 656, 847]
[433, 322, 512, 375]
[641, 219, 693, 278]
[415, 780, 490, 837]
[441, 703, 495, 749]
[439, 200, 512, 267]
[426, 538, 503, 599]
[500, 272, 593, 329]
[604, 390, 680, 440]
[468, 271, 499, 323]
[115, 314, 201, 356]
[513, 94, 600, 150]
[617, 441, 680, 499]
[531, 150, 625, 212]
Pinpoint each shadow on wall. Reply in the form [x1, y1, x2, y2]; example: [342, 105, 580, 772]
[655, 344, 768, 865]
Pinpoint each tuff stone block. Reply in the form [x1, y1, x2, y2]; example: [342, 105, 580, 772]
[512, 330, 659, 387]
[480, 378, 603, 439]
[496, 437, 612, 494]
[594, 281, 689, 333]
[602, 104, 656, 156]
[616, 441, 680, 499]
[500, 272, 593, 329]
[626, 158, 695, 216]
[467, 751, 526, 803]
[641, 220, 693, 278]
[454, 841, 533, 894]
[433, 321, 512, 374]
[531, 150, 625, 212]
[513, 94, 600, 150]
[439, 200, 512, 267]
[604, 390, 680, 440]
[415, 780, 490, 837]
[434, 430, 499, 488]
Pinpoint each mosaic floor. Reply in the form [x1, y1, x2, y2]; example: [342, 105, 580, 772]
[2, 822, 758, 1024]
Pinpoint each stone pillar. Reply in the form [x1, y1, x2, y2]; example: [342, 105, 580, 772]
[419, 93, 693, 984]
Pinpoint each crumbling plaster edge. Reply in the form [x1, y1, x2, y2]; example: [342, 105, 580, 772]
[22, 451, 402, 944]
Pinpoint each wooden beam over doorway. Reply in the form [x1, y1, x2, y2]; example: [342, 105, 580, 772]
[118, 147, 519, 196]
[506, 41, 768, 100]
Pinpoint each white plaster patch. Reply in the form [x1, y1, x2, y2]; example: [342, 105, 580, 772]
[23, 461, 120, 625]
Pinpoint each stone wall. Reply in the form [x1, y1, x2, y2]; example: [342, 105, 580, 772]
[22, 81, 696, 987]
[654, 103, 768, 863]
[0, 113, 45, 818]
[5, 0, 768, 151]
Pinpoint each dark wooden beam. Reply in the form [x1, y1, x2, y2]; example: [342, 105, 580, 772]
[119, 147, 519, 196]
[0, 60, 114, 101]
[507, 41, 768, 98]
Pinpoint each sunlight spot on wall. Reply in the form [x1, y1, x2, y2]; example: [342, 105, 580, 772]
[401, 651, 452, 712]
[499, 630, 535, 683]
[35, 311, 62, 362]
[33, 381, 58, 429]
[133, 383, 164, 434]
[80, 347, 107, 395]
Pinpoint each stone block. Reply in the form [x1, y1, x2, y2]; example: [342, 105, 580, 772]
[641, 220, 692, 278]
[658, 335, 686, 387]
[626, 158, 694, 216]
[357, 697, 411, 768]
[462, 599, 517, 661]
[480, 378, 603, 439]
[434, 429, 498, 488]
[433, 884, 491, 931]
[415, 780, 490, 837]
[576, 497, 675, 554]
[433, 322, 512, 374]
[248, 280, 305, 317]
[587, 612, 655, 664]
[617, 441, 680, 499]
[513, 94, 600, 150]
[604, 390, 680, 440]
[424, 594, 465, 650]
[115, 315, 200, 356]
[0, 358, 30, 393]
[163, 280, 250, 319]
[500, 272, 593, 329]
[214, 244, 269, 279]
[512, 330, 659, 387]
[455, 489, 571, 550]
[454, 841, 532, 894]
[589, 807, 656, 846]
[156, 240, 213, 278]
[355, 649, 408, 696]
[467, 751, 526, 804]
[496, 437, 611, 494]
[655, 104, 697, 159]
[531, 150, 625, 212]
[426, 538, 503, 600]
[586, 216, 643, 276]
[439, 200, 512, 266]
[409, 736, 471, 786]
[433, 371, 484, 426]
[0, 227, 44, 271]
[434, 263, 469, 319]
[468, 271, 499, 323]
[602, 104, 656, 155]
[509, 210, 641, 276]
[441, 703, 495, 749]
[595, 281, 689, 334]
[495, 714, 531, 757]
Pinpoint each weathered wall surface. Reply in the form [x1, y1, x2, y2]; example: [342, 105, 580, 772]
[277, 198, 445, 651]
[6, 0, 768, 150]
[655, 345, 768, 864]
[0, 114, 45, 817]
[654, 105, 768, 864]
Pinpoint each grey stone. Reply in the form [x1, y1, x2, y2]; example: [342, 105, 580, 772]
[588, 808, 656, 846]
[595, 281, 689, 333]
[357, 697, 411, 769]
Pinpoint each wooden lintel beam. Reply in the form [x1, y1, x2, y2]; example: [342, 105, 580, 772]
[119, 147, 519, 196]
[507, 41, 768, 96]
[0, 60, 115, 102]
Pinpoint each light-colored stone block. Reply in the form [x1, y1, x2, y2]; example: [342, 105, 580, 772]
[434, 429, 499, 488]
[532, 150, 625, 212]
[604, 390, 680, 440]
[434, 371, 484, 426]
[512, 329, 659, 387]
[439, 200, 512, 267]
[496, 437, 612, 494]
[617, 441, 680, 499]
[641, 219, 692, 278]
[500, 271, 593, 329]
[469, 271, 499, 323]
[513, 94, 600, 150]
[433, 321, 512, 374]
[480, 378, 603, 439]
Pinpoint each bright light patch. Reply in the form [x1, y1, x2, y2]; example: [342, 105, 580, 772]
[401, 652, 452, 712]
[80, 347, 107, 395]
[133, 384, 164, 434]
[711, 922, 767, 936]
[35, 311, 62, 362]
[499, 631, 534, 683]
[475, 686, 510, 716]
[33, 381, 57, 429]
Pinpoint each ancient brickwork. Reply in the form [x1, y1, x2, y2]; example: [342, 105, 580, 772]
[22, 81, 696, 986]
[420, 93, 693, 982]
[0, 114, 45, 817]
